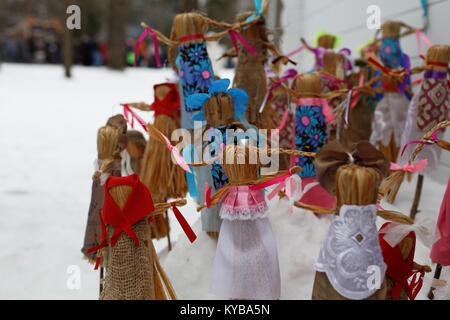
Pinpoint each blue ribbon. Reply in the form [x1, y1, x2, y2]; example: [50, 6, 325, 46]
[182, 145, 199, 198]
[243, 0, 263, 29]
[421, 0, 428, 31]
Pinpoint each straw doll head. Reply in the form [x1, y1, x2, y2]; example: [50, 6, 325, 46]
[222, 144, 260, 185]
[314, 140, 390, 209]
[93, 125, 125, 181]
[292, 72, 323, 96]
[188, 79, 248, 127]
[322, 51, 347, 80]
[317, 34, 337, 50]
[424, 44, 450, 73]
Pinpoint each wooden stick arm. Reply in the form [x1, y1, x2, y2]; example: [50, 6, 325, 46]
[414, 262, 432, 273]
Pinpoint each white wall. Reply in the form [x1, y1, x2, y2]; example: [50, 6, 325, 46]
[270, 0, 450, 183]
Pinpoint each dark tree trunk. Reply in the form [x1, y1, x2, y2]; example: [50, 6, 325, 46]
[182, 0, 199, 12]
[63, 0, 73, 78]
[108, 0, 129, 70]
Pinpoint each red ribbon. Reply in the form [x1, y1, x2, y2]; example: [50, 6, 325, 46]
[123, 104, 148, 131]
[367, 57, 406, 75]
[170, 202, 197, 243]
[204, 182, 212, 209]
[228, 29, 257, 58]
[134, 27, 161, 68]
[179, 34, 205, 43]
[87, 210, 108, 270]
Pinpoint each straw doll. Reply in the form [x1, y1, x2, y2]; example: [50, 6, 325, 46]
[194, 144, 307, 300]
[300, 32, 342, 72]
[289, 72, 336, 210]
[186, 79, 248, 238]
[221, 4, 292, 130]
[398, 45, 449, 175]
[267, 69, 298, 170]
[81, 115, 128, 265]
[295, 141, 419, 300]
[319, 50, 350, 143]
[86, 174, 191, 300]
[139, 13, 258, 131]
[367, 57, 412, 163]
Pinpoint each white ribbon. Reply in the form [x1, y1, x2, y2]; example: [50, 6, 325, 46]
[278, 175, 318, 215]
[93, 159, 111, 186]
[380, 218, 441, 249]
[120, 149, 135, 177]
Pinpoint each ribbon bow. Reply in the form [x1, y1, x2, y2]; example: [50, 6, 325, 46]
[390, 159, 427, 173]
[243, 0, 263, 27]
[250, 167, 301, 200]
[277, 175, 318, 215]
[380, 219, 440, 249]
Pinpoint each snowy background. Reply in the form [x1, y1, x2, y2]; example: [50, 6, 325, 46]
[0, 62, 449, 300]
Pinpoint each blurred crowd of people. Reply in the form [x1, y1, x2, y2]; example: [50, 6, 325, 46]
[0, 17, 168, 68]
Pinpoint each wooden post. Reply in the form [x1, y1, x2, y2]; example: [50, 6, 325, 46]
[165, 212, 172, 251]
[99, 266, 104, 295]
[410, 174, 424, 220]
[428, 263, 443, 300]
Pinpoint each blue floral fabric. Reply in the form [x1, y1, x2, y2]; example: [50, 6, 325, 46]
[176, 41, 215, 129]
[208, 125, 239, 190]
[379, 37, 404, 69]
[294, 105, 327, 178]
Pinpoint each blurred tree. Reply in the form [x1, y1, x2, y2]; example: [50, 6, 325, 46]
[181, 0, 199, 12]
[107, 0, 130, 70]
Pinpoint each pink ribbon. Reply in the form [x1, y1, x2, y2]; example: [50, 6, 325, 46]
[401, 132, 439, 157]
[250, 169, 297, 200]
[134, 27, 161, 68]
[286, 46, 304, 58]
[150, 126, 192, 174]
[296, 98, 335, 123]
[390, 159, 427, 173]
[228, 29, 257, 58]
[415, 29, 433, 60]
[123, 104, 148, 131]
[204, 182, 212, 208]
[350, 74, 365, 108]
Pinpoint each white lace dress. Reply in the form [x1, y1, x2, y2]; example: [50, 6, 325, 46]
[315, 204, 387, 300]
[209, 186, 281, 300]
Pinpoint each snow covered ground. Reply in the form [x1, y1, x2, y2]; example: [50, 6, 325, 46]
[0, 63, 448, 300]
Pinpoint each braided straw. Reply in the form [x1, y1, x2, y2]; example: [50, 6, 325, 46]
[412, 120, 450, 160]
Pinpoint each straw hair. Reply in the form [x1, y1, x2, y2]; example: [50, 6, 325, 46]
[292, 72, 323, 95]
[93, 126, 122, 180]
[322, 51, 346, 78]
[204, 92, 236, 127]
[318, 34, 336, 49]
[413, 120, 450, 160]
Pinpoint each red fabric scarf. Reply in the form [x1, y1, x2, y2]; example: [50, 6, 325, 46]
[379, 223, 425, 300]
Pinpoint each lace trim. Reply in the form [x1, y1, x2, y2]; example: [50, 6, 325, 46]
[219, 202, 268, 221]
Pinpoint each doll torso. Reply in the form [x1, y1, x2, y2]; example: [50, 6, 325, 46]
[176, 41, 215, 129]
[416, 73, 450, 132]
[379, 37, 404, 69]
[220, 186, 268, 220]
[294, 103, 327, 177]
[315, 204, 387, 300]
